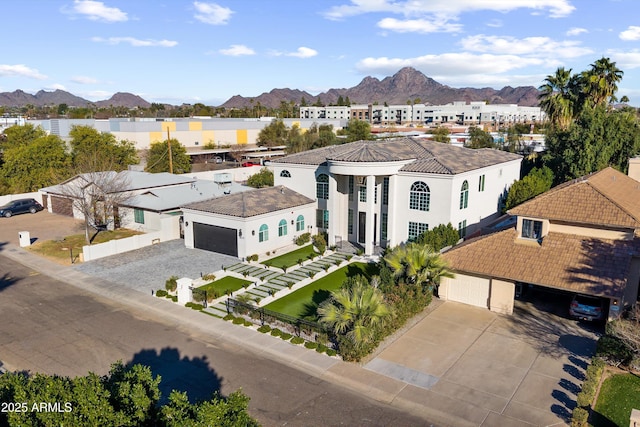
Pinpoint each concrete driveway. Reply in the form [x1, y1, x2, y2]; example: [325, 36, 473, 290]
[0, 211, 85, 246]
[365, 300, 598, 426]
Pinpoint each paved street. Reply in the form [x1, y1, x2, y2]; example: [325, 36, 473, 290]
[0, 254, 429, 427]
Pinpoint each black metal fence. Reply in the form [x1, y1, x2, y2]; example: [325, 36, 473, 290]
[226, 298, 328, 343]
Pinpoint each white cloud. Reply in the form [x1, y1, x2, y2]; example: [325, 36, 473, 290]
[620, 26, 640, 41]
[460, 35, 593, 58]
[270, 47, 318, 58]
[71, 75, 99, 84]
[486, 19, 502, 28]
[607, 50, 640, 69]
[287, 47, 318, 58]
[0, 64, 47, 79]
[219, 44, 255, 56]
[66, 0, 128, 22]
[356, 52, 544, 77]
[91, 37, 178, 47]
[193, 2, 233, 25]
[377, 17, 462, 33]
[324, 0, 575, 21]
[566, 27, 588, 36]
[49, 83, 67, 91]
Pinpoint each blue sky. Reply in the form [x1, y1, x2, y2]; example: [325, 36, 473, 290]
[2, 0, 640, 106]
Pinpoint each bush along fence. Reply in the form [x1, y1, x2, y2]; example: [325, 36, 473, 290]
[570, 357, 605, 427]
[225, 298, 332, 347]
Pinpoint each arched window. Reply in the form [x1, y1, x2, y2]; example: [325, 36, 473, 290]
[280, 170, 291, 178]
[316, 174, 329, 199]
[258, 224, 268, 242]
[459, 180, 469, 209]
[409, 181, 430, 211]
[296, 215, 304, 231]
[278, 219, 287, 237]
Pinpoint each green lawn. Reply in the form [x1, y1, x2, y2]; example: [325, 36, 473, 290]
[198, 276, 253, 298]
[264, 262, 379, 319]
[261, 245, 317, 269]
[593, 373, 640, 427]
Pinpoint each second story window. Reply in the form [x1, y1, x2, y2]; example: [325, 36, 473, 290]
[459, 180, 469, 209]
[409, 181, 430, 211]
[521, 219, 542, 240]
[316, 174, 329, 200]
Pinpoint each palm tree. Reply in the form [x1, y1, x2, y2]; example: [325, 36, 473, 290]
[538, 67, 575, 130]
[318, 276, 390, 348]
[582, 57, 624, 107]
[384, 242, 453, 292]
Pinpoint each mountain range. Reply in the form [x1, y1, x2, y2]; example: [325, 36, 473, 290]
[0, 67, 541, 110]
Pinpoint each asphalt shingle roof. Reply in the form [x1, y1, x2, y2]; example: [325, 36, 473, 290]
[181, 186, 315, 218]
[273, 137, 521, 174]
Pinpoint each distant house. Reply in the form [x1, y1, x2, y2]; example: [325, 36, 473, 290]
[270, 137, 521, 255]
[441, 167, 640, 318]
[182, 186, 315, 259]
[39, 171, 250, 235]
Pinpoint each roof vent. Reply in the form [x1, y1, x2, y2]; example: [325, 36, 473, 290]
[280, 187, 284, 194]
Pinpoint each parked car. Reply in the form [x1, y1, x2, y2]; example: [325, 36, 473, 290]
[241, 161, 259, 167]
[213, 156, 222, 164]
[0, 198, 44, 218]
[569, 294, 605, 322]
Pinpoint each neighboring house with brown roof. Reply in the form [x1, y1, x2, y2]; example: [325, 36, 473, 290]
[271, 137, 521, 255]
[181, 186, 316, 258]
[440, 166, 640, 318]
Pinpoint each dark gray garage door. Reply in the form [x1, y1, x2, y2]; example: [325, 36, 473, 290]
[193, 222, 238, 257]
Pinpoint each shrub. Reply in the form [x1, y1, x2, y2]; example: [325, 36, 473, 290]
[223, 314, 235, 321]
[313, 233, 327, 254]
[250, 254, 259, 261]
[295, 232, 311, 246]
[346, 255, 353, 261]
[308, 271, 316, 279]
[297, 258, 304, 266]
[316, 343, 328, 353]
[257, 325, 271, 333]
[266, 251, 270, 256]
[287, 282, 293, 289]
[190, 303, 203, 311]
[155, 289, 168, 297]
[574, 357, 605, 415]
[290, 336, 304, 345]
[232, 317, 246, 325]
[329, 245, 337, 251]
[571, 407, 588, 427]
[170, 295, 177, 302]
[326, 349, 337, 357]
[280, 332, 292, 341]
[323, 264, 330, 272]
[165, 276, 178, 292]
[202, 273, 216, 281]
[304, 341, 318, 350]
[243, 319, 253, 327]
[596, 334, 634, 366]
[334, 260, 342, 267]
[270, 328, 282, 337]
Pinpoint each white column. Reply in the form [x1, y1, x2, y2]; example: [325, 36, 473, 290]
[327, 173, 338, 246]
[365, 175, 376, 255]
[387, 174, 399, 247]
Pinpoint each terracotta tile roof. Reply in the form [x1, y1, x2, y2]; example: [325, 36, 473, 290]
[182, 186, 315, 218]
[273, 137, 521, 174]
[442, 228, 640, 298]
[508, 167, 640, 229]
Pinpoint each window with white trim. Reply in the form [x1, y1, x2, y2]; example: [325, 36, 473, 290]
[459, 180, 469, 209]
[478, 174, 485, 192]
[359, 185, 367, 202]
[382, 177, 389, 205]
[408, 221, 429, 241]
[348, 176, 354, 201]
[316, 174, 329, 200]
[409, 181, 430, 211]
[521, 219, 542, 239]
[381, 213, 388, 241]
[278, 219, 287, 237]
[316, 209, 329, 229]
[259, 224, 269, 242]
[296, 215, 304, 231]
[348, 209, 353, 234]
[458, 220, 467, 238]
[134, 208, 144, 224]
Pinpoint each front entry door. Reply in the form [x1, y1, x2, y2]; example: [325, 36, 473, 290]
[358, 212, 366, 244]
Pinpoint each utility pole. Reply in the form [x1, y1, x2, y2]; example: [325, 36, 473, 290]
[167, 128, 173, 174]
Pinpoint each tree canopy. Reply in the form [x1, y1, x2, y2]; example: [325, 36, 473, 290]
[145, 139, 191, 174]
[69, 125, 138, 172]
[504, 166, 554, 211]
[0, 361, 258, 427]
[415, 223, 460, 252]
[342, 119, 372, 142]
[467, 126, 495, 149]
[246, 167, 274, 188]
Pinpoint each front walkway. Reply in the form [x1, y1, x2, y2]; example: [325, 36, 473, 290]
[203, 251, 354, 318]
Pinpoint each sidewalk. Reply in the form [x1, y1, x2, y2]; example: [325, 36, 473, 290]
[0, 243, 469, 427]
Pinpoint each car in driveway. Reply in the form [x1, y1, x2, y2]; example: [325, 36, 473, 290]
[570, 294, 605, 321]
[0, 198, 43, 218]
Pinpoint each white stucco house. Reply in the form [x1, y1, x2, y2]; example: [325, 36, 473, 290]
[270, 137, 522, 255]
[181, 185, 316, 259]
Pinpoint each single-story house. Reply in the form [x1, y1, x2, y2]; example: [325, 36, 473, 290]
[181, 185, 316, 259]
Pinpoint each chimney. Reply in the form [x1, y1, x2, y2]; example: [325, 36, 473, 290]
[629, 157, 640, 182]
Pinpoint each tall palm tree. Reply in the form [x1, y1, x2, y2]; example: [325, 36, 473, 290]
[582, 57, 624, 107]
[318, 276, 390, 348]
[538, 67, 575, 130]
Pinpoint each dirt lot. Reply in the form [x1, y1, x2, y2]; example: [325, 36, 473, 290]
[0, 211, 85, 247]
